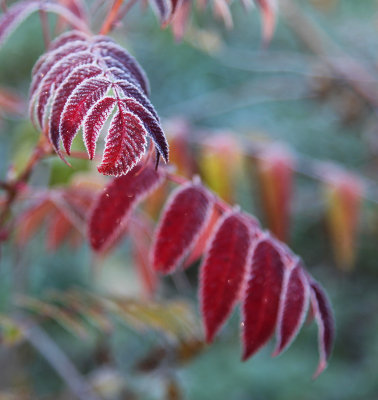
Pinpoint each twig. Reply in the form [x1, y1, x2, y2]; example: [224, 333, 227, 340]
[22, 321, 102, 400]
[0, 135, 52, 227]
[99, 0, 124, 35]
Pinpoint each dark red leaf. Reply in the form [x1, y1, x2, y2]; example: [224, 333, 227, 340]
[83, 97, 117, 160]
[273, 261, 310, 356]
[242, 238, 284, 360]
[88, 164, 165, 252]
[200, 211, 252, 343]
[60, 77, 112, 154]
[47, 29, 88, 51]
[29, 31, 168, 176]
[97, 101, 148, 176]
[124, 97, 168, 163]
[152, 183, 213, 274]
[35, 51, 94, 128]
[29, 41, 88, 115]
[95, 38, 150, 95]
[49, 64, 102, 154]
[309, 278, 335, 378]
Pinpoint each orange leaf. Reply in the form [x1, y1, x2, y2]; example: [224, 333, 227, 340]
[323, 168, 363, 270]
[256, 144, 294, 242]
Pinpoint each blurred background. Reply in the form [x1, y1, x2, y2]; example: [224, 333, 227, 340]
[1, 0, 378, 399]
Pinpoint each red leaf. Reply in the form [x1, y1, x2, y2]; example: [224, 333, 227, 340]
[46, 210, 73, 251]
[29, 40, 88, 117]
[123, 97, 168, 163]
[97, 101, 148, 176]
[273, 261, 310, 356]
[16, 197, 54, 245]
[60, 77, 112, 154]
[185, 206, 221, 267]
[35, 51, 95, 128]
[309, 278, 335, 378]
[200, 211, 252, 343]
[94, 38, 150, 95]
[88, 164, 165, 252]
[49, 64, 102, 154]
[84, 97, 117, 160]
[47, 29, 88, 51]
[29, 31, 168, 176]
[152, 183, 213, 274]
[242, 238, 284, 360]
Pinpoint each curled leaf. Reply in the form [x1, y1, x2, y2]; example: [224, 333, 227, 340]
[309, 278, 335, 378]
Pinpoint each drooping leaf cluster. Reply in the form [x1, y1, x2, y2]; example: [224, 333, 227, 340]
[85, 166, 335, 377]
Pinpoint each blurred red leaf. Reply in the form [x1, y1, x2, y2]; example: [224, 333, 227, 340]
[0, 87, 24, 116]
[46, 210, 73, 251]
[88, 163, 165, 252]
[130, 216, 159, 298]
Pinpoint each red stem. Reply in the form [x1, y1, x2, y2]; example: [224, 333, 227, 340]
[99, 0, 124, 35]
[0, 136, 52, 227]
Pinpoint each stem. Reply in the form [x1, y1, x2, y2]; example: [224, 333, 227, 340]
[0, 135, 52, 228]
[99, 0, 124, 35]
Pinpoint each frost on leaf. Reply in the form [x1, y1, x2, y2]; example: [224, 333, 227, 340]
[151, 183, 213, 274]
[309, 278, 335, 378]
[273, 261, 310, 356]
[28, 30, 168, 176]
[88, 163, 165, 252]
[200, 211, 252, 343]
[242, 238, 284, 360]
